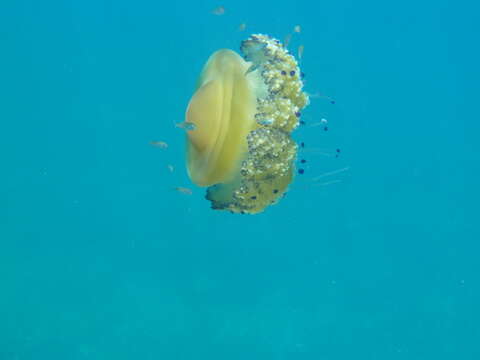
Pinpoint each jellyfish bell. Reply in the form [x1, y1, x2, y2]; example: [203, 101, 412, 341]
[185, 49, 264, 187]
[184, 34, 309, 214]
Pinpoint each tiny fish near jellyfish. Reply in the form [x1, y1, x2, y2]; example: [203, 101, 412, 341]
[184, 34, 309, 214]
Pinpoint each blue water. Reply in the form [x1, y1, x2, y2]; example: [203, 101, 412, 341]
[1, 0, 478, 359]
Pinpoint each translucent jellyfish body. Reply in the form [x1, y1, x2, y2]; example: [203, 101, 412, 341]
[185, 34, 309, 214]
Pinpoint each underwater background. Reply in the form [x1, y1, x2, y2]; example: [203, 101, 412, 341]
[1, 0, 479, 359]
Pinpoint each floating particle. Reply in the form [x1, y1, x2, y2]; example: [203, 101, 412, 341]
[293, 25, 301, 33]
[212, 6, 225, 15]
[167, 164, 174, 173]
[150, 140, 168, 149]
[298, 168, 305, 174]
[238, 23, 246, 31]
[175, 121, 196, 131]
[300, 159, 306, 163]
[284, 33, 292, 47]
[174, 187, 193, 195]
[321, 118, 328, 124]
[324, 126, 328, 131]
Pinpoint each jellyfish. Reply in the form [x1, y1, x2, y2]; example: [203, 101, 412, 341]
[184, 34, 309, 214]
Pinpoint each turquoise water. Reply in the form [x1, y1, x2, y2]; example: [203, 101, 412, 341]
[1, 0, 478, 359]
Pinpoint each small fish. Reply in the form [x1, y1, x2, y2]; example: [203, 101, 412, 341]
[174, 187, 193, 195]
[150, 140, 168, 149]
[308, 119, 328, 128]
[298, 45, 304, 60]
[212, 6, 225, 15]
[257, 118, 274, 126]
[308, 92, 336, 104]
[238, 23, 246, 31]
[245, 63, 259, 75]
[167, 164, 174, 173]
[175, 121, 196, 131]
[243, 42, 268, 63]
[293, 25, 301, 33]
